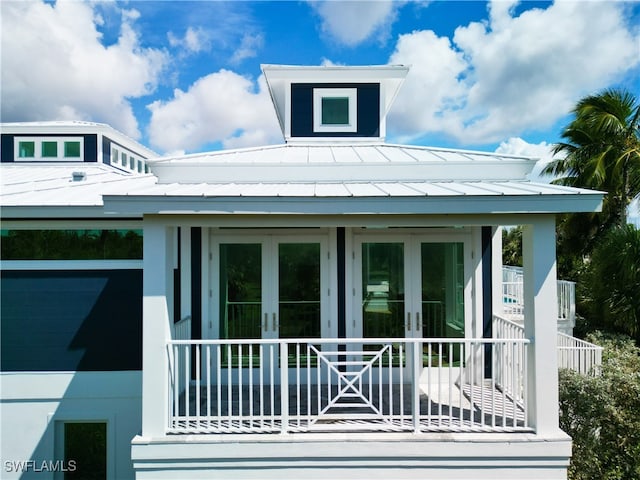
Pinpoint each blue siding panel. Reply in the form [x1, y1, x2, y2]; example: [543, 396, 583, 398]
[290, 83, 380, 138]
[1, 269, 142, 372]
[1, 135, 15, 162]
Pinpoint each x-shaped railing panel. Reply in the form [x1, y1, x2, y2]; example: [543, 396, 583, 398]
[309, 344, 394, 419]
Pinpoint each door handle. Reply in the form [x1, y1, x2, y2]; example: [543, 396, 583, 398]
[272, 312, 278, 332]
[416, 312, 422, 331]
[264, 313, 268, 331]
[406, 312, 411, 331]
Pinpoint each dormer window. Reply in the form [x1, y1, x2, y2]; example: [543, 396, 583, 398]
[313, 88, 357, 133]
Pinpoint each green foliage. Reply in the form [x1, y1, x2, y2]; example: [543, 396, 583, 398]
[502, 226, 522, 267]
[559, 333, 640, 480]
[581, 225, 640, 344]
[543, 89, 640, 284]
[544, 88, 640, 231]
[0, 229, 143, 260]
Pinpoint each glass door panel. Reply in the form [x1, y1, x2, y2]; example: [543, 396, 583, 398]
[219, 243, 262, 366]
[421, 242, 465, 366]
[361, 242, 405, 339]
[278, 242, 321, 366]
[420, 242, 464, 338]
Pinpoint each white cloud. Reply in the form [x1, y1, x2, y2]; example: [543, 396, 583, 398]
[0, 1, 167, 139]
[494, 137, 554, 181]
[147, 71, 282, 153]
[168, 26, 211, 54]
[230, 33, 264, 65]
[308, 0, 401, 47]
[388, 0, 639, 145]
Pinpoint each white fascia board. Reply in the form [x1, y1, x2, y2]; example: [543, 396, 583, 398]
[150, 161, 533, 184]
[103, 193, 603, 217]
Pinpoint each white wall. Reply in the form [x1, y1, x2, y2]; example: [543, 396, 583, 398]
[1, 371, 141, 480]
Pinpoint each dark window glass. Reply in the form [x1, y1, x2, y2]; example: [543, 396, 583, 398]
[64, 141, 81, 157]
[322, 97, 349, 125]
[18, 141, 35, 157]
[64, 422, 106, 480]
[42, 141, 58, 157]
[0, 230, 143, 260]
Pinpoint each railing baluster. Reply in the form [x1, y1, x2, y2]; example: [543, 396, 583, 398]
[206, 345, 211, 428]
[227, 344, 232, 429]
[248, 344, 253, 428]
[185, 345, 190, 425]
[195, 344, 201, 430]
[216, 345, 221, 430]
[259, 344, 264, 430]
[269, 345, 275, 429]
[173, 344, 179, 429]
[238, 344, 243, 424]
[412, 339, 421, 433]
[280, 341, 289, 433]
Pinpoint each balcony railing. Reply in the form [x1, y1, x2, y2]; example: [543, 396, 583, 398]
[166, 337, 530, 435]
[557, 332, 603, 376]
[493, 314, 602, 376]
[502, 266, 576, 330]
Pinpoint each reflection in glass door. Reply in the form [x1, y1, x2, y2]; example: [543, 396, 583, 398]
[420, 242, 465, 339]
[215, 237, 327, 369]
[278, 243, 321, 366]
[361, 242, 405, 339]
[356, 237, 468, 346]
[219, 243, 262, 341]
[278, 243, 321, 339]
[219, 243, 262, 367]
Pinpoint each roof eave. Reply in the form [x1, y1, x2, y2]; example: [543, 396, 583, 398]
[102, 193, 603, 217]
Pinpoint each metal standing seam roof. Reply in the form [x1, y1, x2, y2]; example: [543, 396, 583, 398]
[0, 143, 604, 217]
[0, 163, 157, 207]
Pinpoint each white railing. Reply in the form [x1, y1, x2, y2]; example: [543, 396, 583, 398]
[491, 315, 526, 401]
[166, 337, 530, 434]
[557, 333, 603, 376]
[501, 266, 576, 330]
[493, 314, 602, 376]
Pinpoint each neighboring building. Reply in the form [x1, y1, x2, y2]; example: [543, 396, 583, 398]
[0, 65, 603, 480]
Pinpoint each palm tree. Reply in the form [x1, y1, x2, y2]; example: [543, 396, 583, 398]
[543, 89, 640, 231]
[583, 225, 640, 344]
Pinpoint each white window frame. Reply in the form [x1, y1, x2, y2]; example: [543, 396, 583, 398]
[313, 88, 357, 133]
[14, 137, 84, 162]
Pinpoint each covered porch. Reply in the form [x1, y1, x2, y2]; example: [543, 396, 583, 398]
[102, 140, 603, 479]
[126, 213, 577, 439]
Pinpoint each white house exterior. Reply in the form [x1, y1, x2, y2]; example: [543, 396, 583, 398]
[1, 65, 603, 480]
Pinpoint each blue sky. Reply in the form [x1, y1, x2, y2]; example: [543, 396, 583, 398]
[2, 0, 639, 163]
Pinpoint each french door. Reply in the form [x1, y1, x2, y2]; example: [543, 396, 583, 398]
[354, 234, 470, 378]
[209, 233, 330, 371]
[355, 234, 469, 340]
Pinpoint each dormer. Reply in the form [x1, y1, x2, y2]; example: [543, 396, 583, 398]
[262, 64, 409, 143]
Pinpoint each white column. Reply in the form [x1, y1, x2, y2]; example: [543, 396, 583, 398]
[522, 216, 559, 434]
[142, 220, 174, 437]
